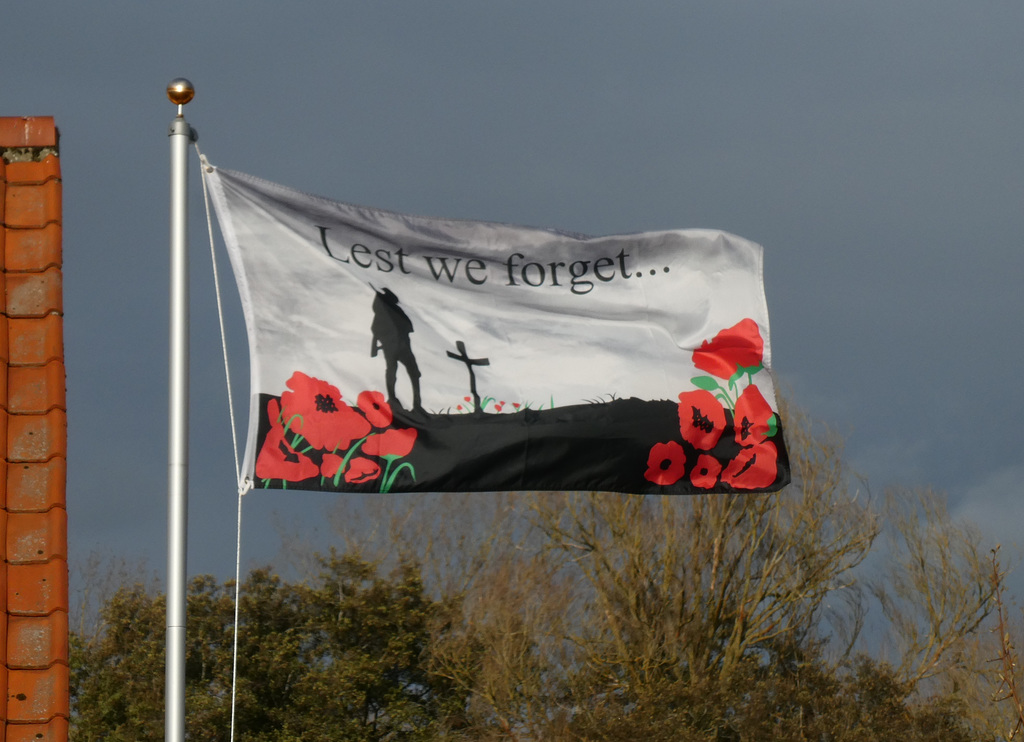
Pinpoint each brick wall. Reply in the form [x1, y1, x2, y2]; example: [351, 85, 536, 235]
[0, 116, 69, 742]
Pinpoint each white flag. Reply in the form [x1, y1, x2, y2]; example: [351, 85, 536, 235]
[207, 166, 788, 494]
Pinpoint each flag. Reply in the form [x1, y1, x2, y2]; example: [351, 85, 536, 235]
[207, 166, 790, 495]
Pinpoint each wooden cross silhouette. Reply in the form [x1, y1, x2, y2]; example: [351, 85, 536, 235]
[447, 340, 490, 412]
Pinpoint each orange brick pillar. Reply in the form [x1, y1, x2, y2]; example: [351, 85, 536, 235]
[0, 117, 69, 742]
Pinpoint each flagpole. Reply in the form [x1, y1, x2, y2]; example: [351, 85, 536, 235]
[166, 78, 196, 742]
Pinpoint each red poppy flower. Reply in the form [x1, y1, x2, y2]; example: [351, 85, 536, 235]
[644, 441, 686, 486]
[357, 390, 393, 428]
[321, 453, 344, 479]
[344, 457, 381, 484]
[280, 371, 371, 451]
[678, 390, 726, 451]
[721, 441, 778, 490]
[256, 399, 319, 482]
[363, 427, 418, 458]
[692, 318, 764, 380]
[734, 384, 774, 447]
[690, 453, 722, 489]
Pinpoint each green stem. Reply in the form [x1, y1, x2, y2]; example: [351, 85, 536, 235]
[288, 431, 306, 451]
[381, 460, 415, 493]
[713, 383, 735, 409]
[332, 435, 370, 487]
[378, 457, 395, 492]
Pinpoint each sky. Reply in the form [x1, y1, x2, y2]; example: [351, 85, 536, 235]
[3, 2, 1023, 593]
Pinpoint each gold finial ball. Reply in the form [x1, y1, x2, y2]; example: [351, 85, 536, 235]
[166, 78, 195, 106]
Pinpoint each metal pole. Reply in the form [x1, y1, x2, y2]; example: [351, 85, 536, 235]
[166, 78, 195, 742]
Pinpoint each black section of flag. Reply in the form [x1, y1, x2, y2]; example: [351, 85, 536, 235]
[252, 394, 790, 495]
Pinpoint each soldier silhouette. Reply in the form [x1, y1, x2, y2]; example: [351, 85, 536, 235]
[370, 288, 423, 412]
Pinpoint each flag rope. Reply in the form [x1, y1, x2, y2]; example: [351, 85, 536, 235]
[197, 147, 249, 742]
[197, 150, 243, 483]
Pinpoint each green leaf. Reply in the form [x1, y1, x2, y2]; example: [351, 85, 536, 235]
[691, 376, 721, 391]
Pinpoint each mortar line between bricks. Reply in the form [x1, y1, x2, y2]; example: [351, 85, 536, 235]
[1, 176, 61, 186]
[0, 222, 61, 230]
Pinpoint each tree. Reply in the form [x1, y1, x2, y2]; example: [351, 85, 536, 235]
[71, 582, 166, 740]
[511, 410, 879, 735]
[71, 553, 466, 741]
